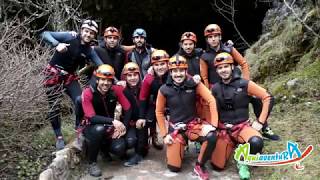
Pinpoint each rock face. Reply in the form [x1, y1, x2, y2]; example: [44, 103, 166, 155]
[245, 0, 320, 98]
[38, 141, 81, 180]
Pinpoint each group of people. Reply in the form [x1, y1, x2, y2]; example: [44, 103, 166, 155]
[40, 19, 279, 180]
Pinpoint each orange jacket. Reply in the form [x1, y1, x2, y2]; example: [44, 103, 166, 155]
[156, 82, 218, 137]
[247, 81, 271, 124]
[200, 47, 250, 88]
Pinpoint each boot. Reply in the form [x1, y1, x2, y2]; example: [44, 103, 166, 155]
[56, 136, 65, 150]
[89, 162, 102, 177]
[152, 132, 163, 150]
[262, 126, 280, 141]
[124, 154, 143, 167]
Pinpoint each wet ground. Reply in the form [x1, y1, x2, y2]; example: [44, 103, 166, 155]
[75, 142, 239, 180]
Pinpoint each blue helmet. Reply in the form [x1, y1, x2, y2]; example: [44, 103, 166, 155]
[132, 28, 147, 38]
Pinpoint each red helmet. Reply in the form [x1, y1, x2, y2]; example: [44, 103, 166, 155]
[168, 55, 188, 70]
[122, 62, 140, 75]
[104, 26, 120, 38]
[214, 52, 234, 67]
[94, 64, 115, 79]
[151, 50, 170, 64]
[180, 32, 197, 43]
[204, 24, 221, 37]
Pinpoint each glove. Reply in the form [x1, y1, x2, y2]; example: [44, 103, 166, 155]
[136, 119, 146, 129]
[225, 40, 234, 47]
[56, 43, 70, 53]
[192, 74, 201, 84]
[112, 120, 126, 138]
[251, 121, 263, 131]
[200, 124, 216, 137]
[116, 80, 127, 88]
[163, 134, 174, 145]
[147, 66, 154, 75]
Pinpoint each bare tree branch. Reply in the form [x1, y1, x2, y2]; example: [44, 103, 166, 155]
[211, 0, 251, 48]
[283, 0, 320, 38]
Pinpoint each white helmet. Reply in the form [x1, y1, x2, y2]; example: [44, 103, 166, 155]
[81, 20, 98, 34]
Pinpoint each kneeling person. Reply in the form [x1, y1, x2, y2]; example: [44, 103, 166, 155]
[156, 55, 219, 180]
[81, 65, 132, 177]
[120, 62, 149, 166]
[210, 53, 272, 179]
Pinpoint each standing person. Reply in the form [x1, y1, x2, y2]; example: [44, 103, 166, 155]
[175, 31, 206, 117]
[210, 53, 272, 179]
[176, 32, 204, 152]
[176, 32, 203, 76]
[200, 24, 279, 140]
[138, 49, 170, 150]
[94, 26, 127, 80]
[200, 24, 249, 88]
[41, 20, 103, 150]
[119, 62, 149, 167]
[156, 55, 218, 180]
[127, 28, 155, 79]
[81, 64, 132, 177]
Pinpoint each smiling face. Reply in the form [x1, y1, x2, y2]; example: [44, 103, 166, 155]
[170, 68, 187, 85]
[125, 72, 140, 87]
[152, 61, 168, 76]
[216, 63, 233, 82]
[96, 78, 113, 94]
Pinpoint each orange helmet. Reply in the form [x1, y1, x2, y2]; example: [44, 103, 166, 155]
[151, 50, 169, 64]
[214, 52, 234, 67]
[204, 24, 221, 37]
[104, 26, 120, 38]
[180, 32, 197, 43]
[122, 62, 140, 75]
[94, 64, 115, 79]
[168, 55, 188, 70]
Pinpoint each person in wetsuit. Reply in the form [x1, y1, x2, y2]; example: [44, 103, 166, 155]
[81, 64, 132, 177]
[41, 20, 103, 150]
[156, 55, 219, 180]
[210, 52, 273, 179]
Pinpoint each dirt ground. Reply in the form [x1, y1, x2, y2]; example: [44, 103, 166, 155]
[76, 142, 239, 180]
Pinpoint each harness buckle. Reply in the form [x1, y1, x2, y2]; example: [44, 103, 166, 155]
[173, 122, 187, 131]
[224, 123, 234, 129]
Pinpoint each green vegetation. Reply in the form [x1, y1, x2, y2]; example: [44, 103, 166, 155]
[245, 3, 320, 179]
[252, 102, 320, 180]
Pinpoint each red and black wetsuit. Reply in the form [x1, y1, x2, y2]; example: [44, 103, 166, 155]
[81, 84, 132, 163]
[139, 72, 169, 128]
[123, 85, 149, 156]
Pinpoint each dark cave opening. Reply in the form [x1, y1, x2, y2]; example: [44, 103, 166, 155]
[82, 0, 273, 54]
